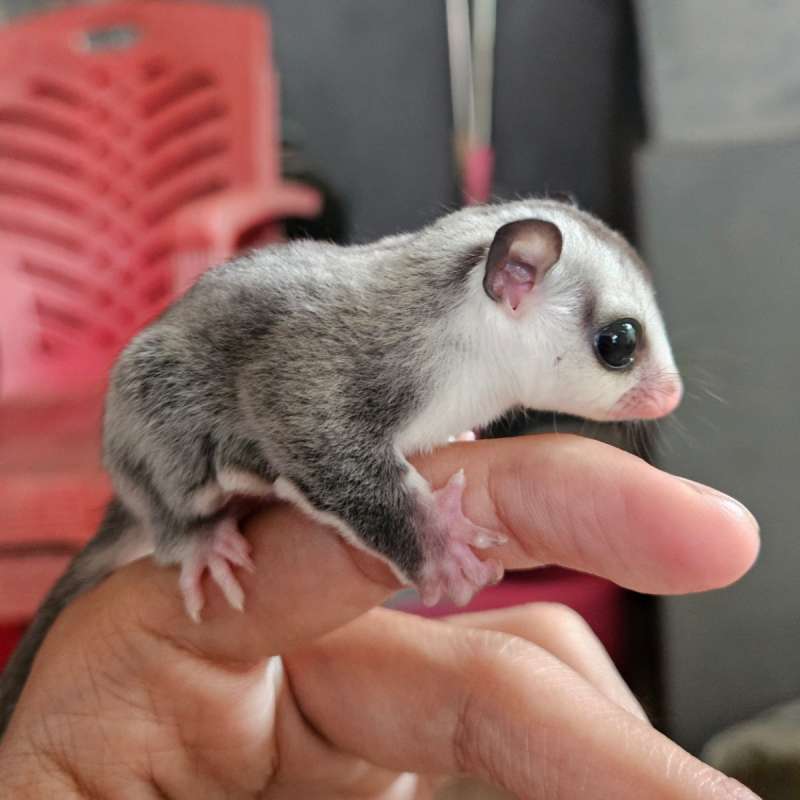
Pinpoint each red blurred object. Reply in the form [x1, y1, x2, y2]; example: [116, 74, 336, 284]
[0, 0, 319, 633]
[0, 0, 319, 401]
[0, 623, 26, 669]
[446, 0, 496, 204]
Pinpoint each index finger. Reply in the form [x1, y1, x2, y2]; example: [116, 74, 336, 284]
[122, 434, 758, 662]
[415, 434, 760, 594]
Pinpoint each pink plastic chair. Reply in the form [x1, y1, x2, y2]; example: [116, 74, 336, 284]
[0, 0, 319, 400]
[0, 0, 319, 642]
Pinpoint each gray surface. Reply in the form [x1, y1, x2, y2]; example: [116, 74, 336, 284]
[703, 698, 800, 799]
[491, 0, 627, 218]
[265, 0, 453, 243]
[636, 138, 800, 753]
[264, 0, 634, 241]
[636, 0, 800, 144]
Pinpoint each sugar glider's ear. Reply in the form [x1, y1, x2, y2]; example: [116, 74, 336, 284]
[483, 219, 563, 314]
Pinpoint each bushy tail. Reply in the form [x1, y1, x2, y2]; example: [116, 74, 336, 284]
[0, 498, 137, 738]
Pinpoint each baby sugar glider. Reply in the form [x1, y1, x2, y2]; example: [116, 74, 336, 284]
[0, 199, 682, 735]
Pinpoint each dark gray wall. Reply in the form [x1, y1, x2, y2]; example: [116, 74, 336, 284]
[638, 139, 800, 754]
[265, 0, 453, 242]
[264, 0, 635, 241]
[635, 0, 800, 755]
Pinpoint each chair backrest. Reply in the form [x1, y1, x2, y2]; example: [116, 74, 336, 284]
[0, 0, 319, 400]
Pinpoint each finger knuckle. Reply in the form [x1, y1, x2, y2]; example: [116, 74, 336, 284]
[529, 602, 592, 636]
[451, 630, 535, 777]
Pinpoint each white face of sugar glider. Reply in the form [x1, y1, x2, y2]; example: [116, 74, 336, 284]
[479, 204, 682, 422]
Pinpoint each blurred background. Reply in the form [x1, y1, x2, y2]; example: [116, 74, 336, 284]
[0, 1, 798, 797]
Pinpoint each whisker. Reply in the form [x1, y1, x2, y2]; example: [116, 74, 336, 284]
[672, 415, 696, 449]
[700, 386, 728, 405]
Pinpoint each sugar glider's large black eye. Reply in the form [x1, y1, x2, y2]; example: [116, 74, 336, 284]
[594, 318, 641, 370]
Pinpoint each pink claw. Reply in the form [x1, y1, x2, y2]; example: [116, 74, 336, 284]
[417, 470, 507, 607]
[179, 518, 255, 622]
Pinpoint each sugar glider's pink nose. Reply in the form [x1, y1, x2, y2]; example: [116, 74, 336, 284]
[638, 377, 683, 419]
[609, 376, 683, 421]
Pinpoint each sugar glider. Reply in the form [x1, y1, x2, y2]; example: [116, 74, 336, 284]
[0, 199, 682, 735]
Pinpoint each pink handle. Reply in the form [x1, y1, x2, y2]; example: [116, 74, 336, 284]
[462, 145, 495, 205]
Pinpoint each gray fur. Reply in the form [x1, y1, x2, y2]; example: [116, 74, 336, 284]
[101, 203, 551, 574]
[0, 199, 673, 739]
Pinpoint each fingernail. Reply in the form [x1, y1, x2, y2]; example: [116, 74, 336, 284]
[718, 497, 759, 529]
[677, 477, 759, 530]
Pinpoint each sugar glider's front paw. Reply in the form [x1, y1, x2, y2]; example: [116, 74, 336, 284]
[416, 470, 507, 607]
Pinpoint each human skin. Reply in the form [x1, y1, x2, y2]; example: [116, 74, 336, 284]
[0, 435, 761, 799]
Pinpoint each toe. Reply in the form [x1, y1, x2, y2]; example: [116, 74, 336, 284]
[421, 581, 442, 607]
[484, 558, 505, 585]
[208, 555, 246, 612]
[464, 524, 508, 549]
[179, 566, 205, 623]
[433, 470, 466, 518]
[215, 536, 255, 572]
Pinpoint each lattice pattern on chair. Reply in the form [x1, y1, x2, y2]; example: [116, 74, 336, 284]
[0, 0, 319, 399]
[0, 1, 319, 635]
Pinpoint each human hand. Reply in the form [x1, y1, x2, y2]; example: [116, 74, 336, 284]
[0, 435, 760, 799]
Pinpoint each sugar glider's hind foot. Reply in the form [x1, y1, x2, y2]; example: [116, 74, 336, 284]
[417, 469, 507, 607]
[178, 518, 256, 622]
